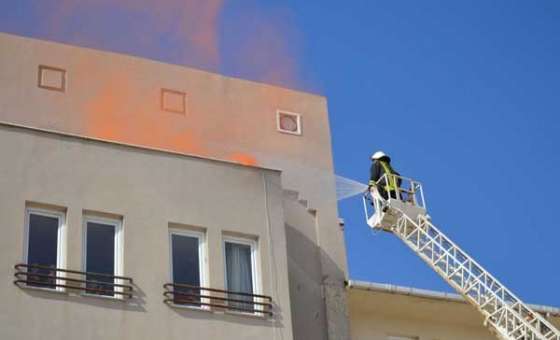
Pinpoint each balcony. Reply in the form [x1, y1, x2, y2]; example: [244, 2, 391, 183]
[14, 263, 134, 299]
[163, 283, 273, 317]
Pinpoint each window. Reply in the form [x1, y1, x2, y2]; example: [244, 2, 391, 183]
[169, 229, 206, 306]
[223, 236, 259, 313]
[276, 110, 302, 135]
[83, 215, 123, 297]
[24, 207, 66, 289]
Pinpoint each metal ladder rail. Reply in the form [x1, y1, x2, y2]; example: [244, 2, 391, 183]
[390, 209, 560, 340]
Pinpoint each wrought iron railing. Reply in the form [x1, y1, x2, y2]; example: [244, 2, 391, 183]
[14, 263, 134, 299]
[163, 283, 273, 316]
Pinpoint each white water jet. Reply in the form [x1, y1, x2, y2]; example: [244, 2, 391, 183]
[336, 175, 368, 201]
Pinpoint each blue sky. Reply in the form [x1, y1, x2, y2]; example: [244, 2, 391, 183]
[1, 1, 559, 306]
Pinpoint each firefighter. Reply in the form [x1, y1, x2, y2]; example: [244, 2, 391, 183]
[368, 151, 401, 201]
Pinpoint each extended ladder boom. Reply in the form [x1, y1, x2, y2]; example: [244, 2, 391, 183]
[364, 174, 560, 340]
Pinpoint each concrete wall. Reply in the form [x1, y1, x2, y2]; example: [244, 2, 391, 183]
[0, 124, 293, 340]
[348, 287, 560, 340]
[0, 32, 350, 339]
[283, 198, 328, 340]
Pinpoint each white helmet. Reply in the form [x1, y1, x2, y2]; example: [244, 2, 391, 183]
[371, 150, 387, 160]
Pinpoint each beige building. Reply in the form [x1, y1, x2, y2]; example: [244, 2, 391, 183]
[0, 31, 346, 340]
[0, 32, 558, 340]
[348, 281, 560, 340]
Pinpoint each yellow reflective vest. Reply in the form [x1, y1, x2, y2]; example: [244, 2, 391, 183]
[379, 160, 398, 192]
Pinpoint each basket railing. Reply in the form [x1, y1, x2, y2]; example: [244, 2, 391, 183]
[163, 282, 273, 316]
[14, 263, 134, 299]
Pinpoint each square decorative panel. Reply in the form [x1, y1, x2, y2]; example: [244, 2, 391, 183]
[161, 88, 187, 114]
[38, 65, 66, 92]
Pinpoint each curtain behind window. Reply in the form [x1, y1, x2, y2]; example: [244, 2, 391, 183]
[225, 242, 254, 312]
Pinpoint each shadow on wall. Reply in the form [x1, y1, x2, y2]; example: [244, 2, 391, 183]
[168, 305, 283, 328]
[15, 282, 147, 312]
[285, 222, 346, 340]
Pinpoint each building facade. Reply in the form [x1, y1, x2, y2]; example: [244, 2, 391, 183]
[348, 281, 560, 340]
[1, 122, 293, 339]
[0, 32, 348, 340]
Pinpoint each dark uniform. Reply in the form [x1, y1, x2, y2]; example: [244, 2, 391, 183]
[369, 156, 401, 200]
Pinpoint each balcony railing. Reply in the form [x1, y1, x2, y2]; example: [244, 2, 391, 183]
[14, 263, 134, 299]
[163, 283, 273, 316]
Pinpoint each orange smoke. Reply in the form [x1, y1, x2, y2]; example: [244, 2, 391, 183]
[43, 0, 306, 89]
[82, 69, 205, 157]
[229, 153, 258, 167]
[34, 1, 313, 168]
[46, 0, 223, 70]
[224, 5, 303, 89]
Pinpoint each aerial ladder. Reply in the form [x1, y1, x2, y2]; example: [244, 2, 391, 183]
[363, 174, 560, 340]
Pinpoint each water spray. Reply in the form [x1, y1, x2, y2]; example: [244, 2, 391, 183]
[335, 175, 368, 201]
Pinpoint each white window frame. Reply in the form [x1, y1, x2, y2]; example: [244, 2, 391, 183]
[23, 207, 67, 292]
[222, 235, 261, 314]
[168, 228, 208, 309]
[276, 110, 302, 135]
[82, 215, 124, 298]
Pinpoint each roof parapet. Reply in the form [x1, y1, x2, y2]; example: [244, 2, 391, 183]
[347, 280, 560, 317]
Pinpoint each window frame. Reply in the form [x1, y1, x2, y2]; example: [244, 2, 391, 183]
[82, 214, 124, 298]
[222, 235, 261, 314]
[276, 110, 302, 135]
[168, 228, 208, 308]
[23, 207, 67, 292]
